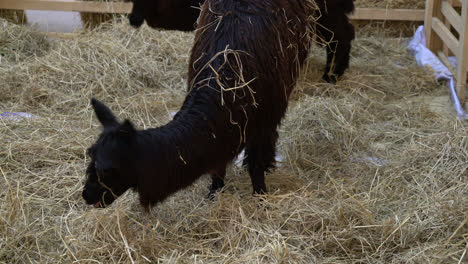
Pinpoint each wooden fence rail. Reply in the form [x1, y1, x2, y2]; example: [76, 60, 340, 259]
[425, 0, 468, 108]
[0, 0, 427, 21]
[0, 0, 131, 14]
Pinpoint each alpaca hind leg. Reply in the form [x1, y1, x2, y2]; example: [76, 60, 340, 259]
[245, 129, 278, 194]
[207, 167, 226, 199]
[330, 35, 352, 81]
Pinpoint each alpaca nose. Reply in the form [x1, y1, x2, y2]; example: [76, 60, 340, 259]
[129, 13, 144, 28]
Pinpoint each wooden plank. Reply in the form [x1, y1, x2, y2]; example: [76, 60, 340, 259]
[456, 0, 467, 106]
[0, 0, 132, 14]
[41, 32, 77, 39]
[441, 1, 463, 33]
[442, 21, 451, 57]
[426, 0, 444, 52]
[349, 8, 425, 21]
[0, 1, 426, 21]
[425, 0, 435, 48]
[452, 0, 464, 7]
[437, 51, 457, 75]
[443, 1, 452, 56]
[447, 0, 463, 7]
[432, 17, 460, 54]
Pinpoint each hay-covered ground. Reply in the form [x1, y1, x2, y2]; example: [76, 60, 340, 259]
[354, 0, 425, 9]
[0, 16, 467, 263]
[80, 0, 124, 29]
[352, 0, 425, 38]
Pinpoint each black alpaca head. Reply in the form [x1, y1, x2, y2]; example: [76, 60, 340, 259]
[126, 0, 201, 31]
[127, 0, 153, 28]
[82, 99, 138, 208]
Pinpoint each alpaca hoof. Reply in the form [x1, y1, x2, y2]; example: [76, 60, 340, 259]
[253, 186, 267, 195]
[206, 190, 224, 200]
[206, 190, 217, 200]
[322, 73, 337, 84]
[206, 186, 224, 200]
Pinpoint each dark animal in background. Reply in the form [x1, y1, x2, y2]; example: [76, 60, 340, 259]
[82, 0, 316, 210]
[126, 0, 355, 83]
[315, 0, 355, 83]
[126, 0, 203, 31]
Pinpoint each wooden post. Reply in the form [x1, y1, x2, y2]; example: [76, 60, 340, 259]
[443, 0, 454, 57]
[426, 0, 467, 110]
[456, 1, 468, 106]
[349, 8, 425, 21]
[425, 0, 444, 51]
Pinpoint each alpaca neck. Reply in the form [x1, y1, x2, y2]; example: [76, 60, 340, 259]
[135, 108, 237, 207]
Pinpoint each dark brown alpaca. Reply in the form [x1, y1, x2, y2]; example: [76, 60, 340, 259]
[126, 0, 355, 83]
[83, 0, 317, 210]
[315, 0, 355, 83]
[127, 0, 203, 31]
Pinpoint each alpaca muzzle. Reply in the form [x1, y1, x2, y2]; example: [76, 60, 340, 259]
[129, 13, 145, 28]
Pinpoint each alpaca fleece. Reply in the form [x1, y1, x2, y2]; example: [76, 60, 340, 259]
[83, 0, 318, 210]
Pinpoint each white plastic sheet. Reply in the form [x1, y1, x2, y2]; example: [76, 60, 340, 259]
[408, 26, 468, 119]
[0, 112, 39, 121]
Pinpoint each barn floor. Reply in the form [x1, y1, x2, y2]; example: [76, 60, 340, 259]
[0, 18, 467, 263]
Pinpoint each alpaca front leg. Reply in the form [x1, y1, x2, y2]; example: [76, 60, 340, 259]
[322, 41, 339, 84]
[320, 17, 354, 84]
[248, 165, 268, 194]
[245, 129, 278, 194]
[324, 40, 351, 84]
[207, 167, 226, 199]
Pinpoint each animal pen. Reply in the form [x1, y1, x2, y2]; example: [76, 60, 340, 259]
[425, 0, 468, 108]
[0, 0, 467, 263]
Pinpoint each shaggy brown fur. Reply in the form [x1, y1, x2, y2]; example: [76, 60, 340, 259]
[83, 0, 317, 210]
[127, 0, 202, 31]
[127, 0, 355, 83]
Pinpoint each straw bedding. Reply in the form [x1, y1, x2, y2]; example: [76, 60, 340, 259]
[0, 15, 467, 264]
[80, 0, 125, 28]
[0, 10, 27, 25]
[353, 0, 426, 38]
[354, 0, 425, 9]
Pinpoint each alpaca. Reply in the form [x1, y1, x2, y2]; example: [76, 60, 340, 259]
[82, 0, 317, 210]
[127, 0, 203, 31]
[126, 0, 355, 83]
[315, 0, 355, 83]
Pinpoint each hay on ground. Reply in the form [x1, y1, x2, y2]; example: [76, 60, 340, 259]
[354, 0, 425, 9]
[80, 0, 125, 29]
[0, 19, 50, 66]
[353, 0, 425, 38]
[0, 10, 27, 25]
[0, 17, 467, 263]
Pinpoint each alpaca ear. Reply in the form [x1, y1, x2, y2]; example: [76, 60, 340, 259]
[91, 98, 119, 129]
[119, 119, 136, 135]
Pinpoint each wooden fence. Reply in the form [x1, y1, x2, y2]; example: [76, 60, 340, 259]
[425, 0, 467, 107]
[0, 0, 427, 21]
